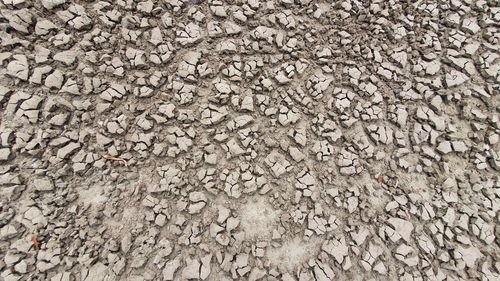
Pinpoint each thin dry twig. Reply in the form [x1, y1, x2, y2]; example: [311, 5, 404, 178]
[103, 155, 128, 167]
[31, 235, 40, 252]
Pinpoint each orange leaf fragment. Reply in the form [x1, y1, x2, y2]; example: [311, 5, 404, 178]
[376, 175, 385, 184]
[103, 155, 128, 166]
[31, 235, 40, 252]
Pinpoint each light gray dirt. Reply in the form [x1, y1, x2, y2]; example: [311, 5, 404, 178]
[0, 0, 499, 281]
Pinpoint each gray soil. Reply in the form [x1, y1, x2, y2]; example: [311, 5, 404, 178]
[0, 0, 499, 281]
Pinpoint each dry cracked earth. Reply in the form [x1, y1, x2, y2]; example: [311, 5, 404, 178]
[0, 0, 499, 280]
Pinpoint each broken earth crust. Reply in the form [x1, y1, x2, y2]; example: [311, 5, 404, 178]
[0, 0, 499, 281]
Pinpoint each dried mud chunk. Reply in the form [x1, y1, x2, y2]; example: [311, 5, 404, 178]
[137, 0, 154, 14]
[153, 165, 184, 193]
[224, 138, 245, 157]
[209, 1, 227, 17]
[19, 95, 43, 112]
[288, 128, 307, 146]
[57, 142, 80, 159]
[163, 257, 181, 280]
[7, 55, 29, 81]
[2, 8, 33, 34]
[0, 148, 11, 161]
[125, 48, 147, 67]
[337, 149, 362, 175]
[207, 21, 223, 37]
[289, 146, 305, 162]
[57, 4, 92, 30]
[312, 140, 333, 161]
[265, 152, 292, 178]
[388, 104, 408, 127]
[452, 141, 467, 152]
[436, 141, 452, 154]
[100, 83, 128, 101]
[200, 105, 228, 125]
[188, 191, 207, 214]
[45, 70, 65, 89]
[33, 177, 54, 191]
[176, 23, 202, 46]
[41, 0, 67, 10]
[82, 263, 108, 281]
[30, 65, 53, 84]
[306, 72, 332, 100]
[221, 169, 240, 198]
[366, 125, 393, 145]
[445, 69, 469, 87]
[360, 242, 383, 271]
[241, 96, 254, 112]
[278, 106, 300, 126]
[23, 206, 48, 227]
[224, 21, 242, 35]
[322, 236, 348, 265]
[387, 217, 414, 242]
[252, 26, 276, 41]
[53, 50, 77, 65]
[60, 78, 80, 95]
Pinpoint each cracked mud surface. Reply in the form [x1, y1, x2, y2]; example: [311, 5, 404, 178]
[0, 0, 500, 280]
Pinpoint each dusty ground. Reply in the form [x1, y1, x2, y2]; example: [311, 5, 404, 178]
[0, 0, 499, 280]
